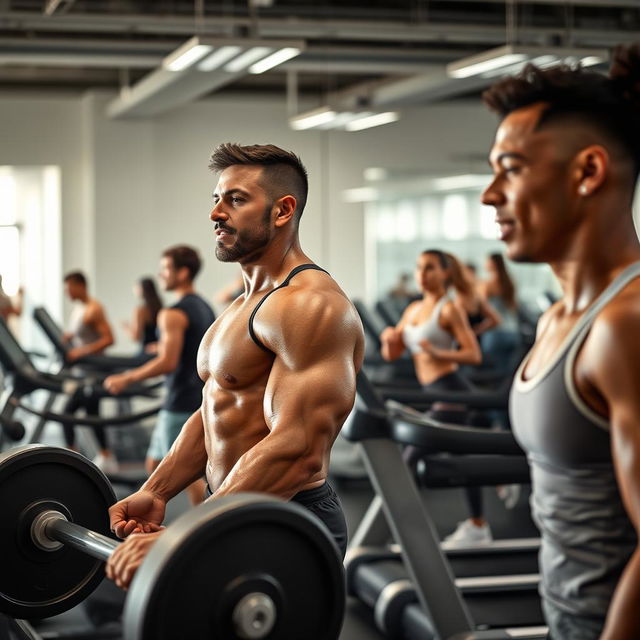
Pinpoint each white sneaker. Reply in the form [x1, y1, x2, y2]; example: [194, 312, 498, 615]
[443, 519, 493, 547]
[92, 453, 119, 475]
[497, 484, 521, 510]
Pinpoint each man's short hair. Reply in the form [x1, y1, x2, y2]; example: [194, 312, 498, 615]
[64, 271, 87, 287]
[208, 143, 309, 222]
[162, 245, 202, 281]
[482, 44, 640, 178]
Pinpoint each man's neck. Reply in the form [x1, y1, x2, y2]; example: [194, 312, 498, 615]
[240, 238, 309, 296]
[550, 206, 640, 314]
[172, 283, 195, 300]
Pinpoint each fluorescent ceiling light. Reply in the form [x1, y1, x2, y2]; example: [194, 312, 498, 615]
[249, 47, 301, 74]
[197, 46, 243, 71]
[345, 111, 399, 131]
[581, 56, 604, 67]
[316, 111, 374, 130]
[447, 44, 608, 80]
[163, 37, 213, 71]
[224, 46, 273, 73]
[448, 47, 527, 78]
[290, 107, 337, 130]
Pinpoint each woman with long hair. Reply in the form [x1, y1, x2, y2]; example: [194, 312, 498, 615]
[380, 249, 493, 545]
[446, 252, 501, 338]
[478, 253, 522, 377]
[123, 277, 163, 353]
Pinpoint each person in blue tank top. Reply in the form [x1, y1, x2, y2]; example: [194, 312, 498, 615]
[482, 44, 640, 640]
[102, 143, 365, 590]
[104, 245, 215, 506]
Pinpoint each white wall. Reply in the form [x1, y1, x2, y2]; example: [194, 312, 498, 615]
[0, 90, 498, 350]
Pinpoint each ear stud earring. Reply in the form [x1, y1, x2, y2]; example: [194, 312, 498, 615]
[579, 184, 589, 196]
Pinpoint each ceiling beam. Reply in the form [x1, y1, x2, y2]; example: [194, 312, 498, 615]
[0, 11, 637, 49]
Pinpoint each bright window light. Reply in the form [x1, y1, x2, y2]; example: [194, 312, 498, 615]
[421, 198, 439, 239]
[0, 226, 20, 295]
[197, 46, 243, 71]
[345, 111, 399, 132]
[248, 47, 301, 74]
[479, 204, 499, 239]
[376, 205, 397, 243]
[163, 39, 213, 71]
[442, 194, 468, 240]
[0, 170, 16, 225]
[396, 201, 418, 242]
[224, 47, 273, 73]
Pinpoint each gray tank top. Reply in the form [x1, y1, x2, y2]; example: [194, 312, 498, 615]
[402, 296, 455, 354]
[510, 262, 640, 618]
[68, 302, 102, 348]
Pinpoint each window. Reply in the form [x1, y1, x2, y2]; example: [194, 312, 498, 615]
[0, 169, 21, 296]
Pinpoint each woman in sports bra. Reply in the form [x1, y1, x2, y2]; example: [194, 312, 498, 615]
[380, 249, 481, 390]
[380, 249, 493, 546]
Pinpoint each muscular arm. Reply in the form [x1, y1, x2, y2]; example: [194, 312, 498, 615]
[103, 308, 186, 393]
[141, 409, 208, 501]
[68, 302, 114, 360]
[586, 307, 640, 640]
[211, 291, 362, 501]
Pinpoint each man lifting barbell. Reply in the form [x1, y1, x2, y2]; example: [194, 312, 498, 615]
[106, 143, 365, 589]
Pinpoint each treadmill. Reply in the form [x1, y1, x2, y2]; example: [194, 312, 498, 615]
[33, 306, 153, 373]
[342, 371, 546, 640]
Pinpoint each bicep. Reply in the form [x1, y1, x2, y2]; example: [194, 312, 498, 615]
[91, 308, 113, 341]
[157, 311, 186, 366]
[262, 297, 359, 445]
[265, 353, 356, 448]
[590, 315, 640, 530]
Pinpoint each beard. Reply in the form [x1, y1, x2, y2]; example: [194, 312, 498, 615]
[215, 204, 272, 264]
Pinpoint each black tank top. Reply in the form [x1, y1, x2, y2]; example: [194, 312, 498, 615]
[141, 320, 157, 347]
[248, 264, 329, 354]
[164, 293, 216, 412]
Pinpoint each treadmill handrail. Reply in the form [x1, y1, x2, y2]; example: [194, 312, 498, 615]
[33, 306, 153, 370]
[379, 383, 511, 410]
[387, 401, 524, 455]
[10, 397, 162, 427]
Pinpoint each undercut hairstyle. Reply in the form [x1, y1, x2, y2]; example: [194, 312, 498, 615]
[162, 245, 202, 281]
[64, 271, 87, 288]
[482, 43, 640, 178]
[422, 249, 450, 270]
[208, 143, 309, 222]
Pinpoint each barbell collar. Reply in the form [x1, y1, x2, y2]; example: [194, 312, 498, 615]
[33, 510, 119, 561]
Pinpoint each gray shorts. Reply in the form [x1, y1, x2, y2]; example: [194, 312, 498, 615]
[146, 409, 191, 461]
[543, 598, 604, 640]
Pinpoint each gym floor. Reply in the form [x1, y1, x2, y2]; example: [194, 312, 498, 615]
[26, 419, 538, 640]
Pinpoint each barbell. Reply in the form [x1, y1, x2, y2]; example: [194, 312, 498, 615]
[0, 445, 345, 639]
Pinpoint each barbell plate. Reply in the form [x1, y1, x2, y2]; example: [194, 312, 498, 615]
[0, 445, 116, 619]
[124, 493, 346, 640]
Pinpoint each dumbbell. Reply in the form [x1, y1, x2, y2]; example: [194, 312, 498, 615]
[0, 445, 345, 639]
